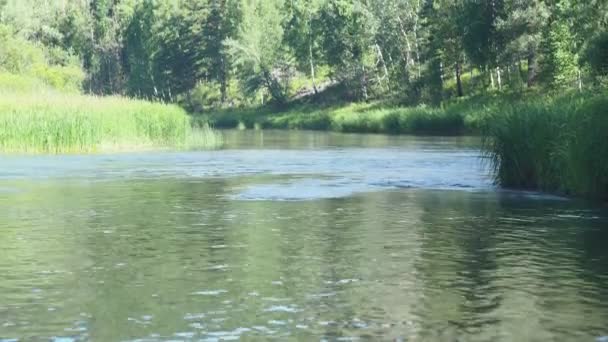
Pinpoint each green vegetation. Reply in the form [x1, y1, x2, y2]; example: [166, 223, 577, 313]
[0, 19, 220, 153]
[0, 0, 605, 106]
[483, 92, 608, 200]
[0, 25, 84, 93]
[0, 89, 221, 153]
[203, 99, 493, 135]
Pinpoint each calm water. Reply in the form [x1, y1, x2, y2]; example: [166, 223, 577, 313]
[1, 131, 607, 341]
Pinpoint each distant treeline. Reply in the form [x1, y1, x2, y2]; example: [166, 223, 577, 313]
[0, 0, 606, 106]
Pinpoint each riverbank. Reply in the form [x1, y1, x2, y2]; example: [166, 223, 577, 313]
[202, 93, 531, 135]
[0, 91, 222, 154]
[205, 91, 607, 200]
[203, 98, 493, 135]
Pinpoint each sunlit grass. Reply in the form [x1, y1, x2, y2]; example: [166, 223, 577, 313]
[204, 99, 493, 135]
[0, 91, 222, 153]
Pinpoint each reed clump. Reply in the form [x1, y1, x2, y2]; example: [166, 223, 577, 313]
[0, 91, 222, 153]
[482, 92, 608, 200]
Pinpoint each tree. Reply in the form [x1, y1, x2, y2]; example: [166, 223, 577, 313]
[418, 0, 444, 103]
[124, 0, 156, 97]
[283, 0, 324, 95]
[584, 31, 608, 80]
[1, 0, 603, 104]
[461, 0, 505, 89]
[497, 0, 550, 87]
[542, 2, 579, 89]
[316, 0, 376, 100]
[202, 0, 240, 103]
[436, 0, 467, 97]
[367, 0, 415, 93]
[226, 0, 290, 105]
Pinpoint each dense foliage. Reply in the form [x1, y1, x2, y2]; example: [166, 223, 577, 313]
[0, 0, 605, 107]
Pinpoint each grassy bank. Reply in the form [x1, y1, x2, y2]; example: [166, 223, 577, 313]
[0, 91, 222, 153]
[203, 96, 508, 135]
[483, 92, 608, 200]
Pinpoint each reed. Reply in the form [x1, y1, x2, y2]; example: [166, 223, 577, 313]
[482, 92, 608, 200]
[0, 91, 222, 153]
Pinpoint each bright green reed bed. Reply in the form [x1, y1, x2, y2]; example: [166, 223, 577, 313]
[483, 92, 608, 200]
[0, 92, 222, 153]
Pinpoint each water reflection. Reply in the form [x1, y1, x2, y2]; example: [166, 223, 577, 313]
[0, 131, 607, 341]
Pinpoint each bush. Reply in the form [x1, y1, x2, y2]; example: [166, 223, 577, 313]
[0, 24, 84, 93]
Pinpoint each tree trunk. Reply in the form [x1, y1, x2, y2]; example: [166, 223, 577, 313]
[517, 61, 523, 87]
[414, 22, 421, 78]
[397, 15, 412, 81]
[375, 43, 390, 92]
[309, 42, 318, 95]
[219, 0, 228, 103]
[496, 66, 502, 91]
[527, 47, 537, 88]
[455, 61, 464, 97]
[413, 0, 422, 78]
[360, 65, 368, 101]
[220, 57, 227, 103]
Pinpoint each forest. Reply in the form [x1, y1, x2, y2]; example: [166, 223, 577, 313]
[0, 0, 606, 106]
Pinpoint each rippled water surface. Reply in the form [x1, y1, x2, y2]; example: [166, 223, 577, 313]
[1, 131, 607, 341]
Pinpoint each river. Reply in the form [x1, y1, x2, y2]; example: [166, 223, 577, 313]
[1, 130, 607, 341]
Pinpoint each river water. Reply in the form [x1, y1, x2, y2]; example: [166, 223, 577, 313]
[1, 130, 607, 341]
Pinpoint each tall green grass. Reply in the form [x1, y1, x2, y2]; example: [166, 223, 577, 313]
[0, 91, 222, 153]
[483, 92, 608, 200]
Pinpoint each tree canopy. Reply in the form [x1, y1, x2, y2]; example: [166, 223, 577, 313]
[0, 0, 605, 107]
